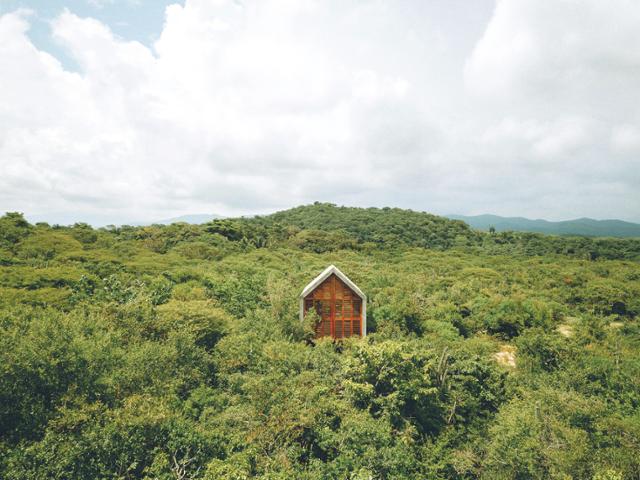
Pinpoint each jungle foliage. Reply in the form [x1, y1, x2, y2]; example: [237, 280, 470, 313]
[1, 204, 639, 479]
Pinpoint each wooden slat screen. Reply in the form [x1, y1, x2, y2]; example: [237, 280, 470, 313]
[303, 274, 362, 339]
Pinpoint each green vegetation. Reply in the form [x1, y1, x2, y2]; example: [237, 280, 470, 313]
[1, 203, 639, 479]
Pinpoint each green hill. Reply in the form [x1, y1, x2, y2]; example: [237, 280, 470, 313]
[226, 203, 640, 260]
[246, 202, 479, 249]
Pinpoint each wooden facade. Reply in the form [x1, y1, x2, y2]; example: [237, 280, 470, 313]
[300, 265, 366, 339]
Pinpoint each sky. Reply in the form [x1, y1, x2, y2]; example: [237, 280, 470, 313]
[1, 0, 639, 225]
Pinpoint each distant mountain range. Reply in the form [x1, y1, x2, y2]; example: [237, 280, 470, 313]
[135, 214, 224, 225]
[22, 209, 640, 238]
[446, 214, 640, 238]
[24, 213, 224, 227]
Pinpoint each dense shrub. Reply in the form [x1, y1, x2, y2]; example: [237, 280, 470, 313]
[1, 208, 639, 478]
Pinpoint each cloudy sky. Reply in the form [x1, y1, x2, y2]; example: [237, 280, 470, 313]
[1, 0, 639, 225]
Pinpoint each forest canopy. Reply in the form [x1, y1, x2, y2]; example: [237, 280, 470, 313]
[1, 204, 639, 479]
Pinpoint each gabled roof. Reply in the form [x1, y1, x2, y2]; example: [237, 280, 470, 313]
[300, 265, 366, 300]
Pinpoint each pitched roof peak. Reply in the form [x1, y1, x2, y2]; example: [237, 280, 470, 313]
[300, 265, 365, 300]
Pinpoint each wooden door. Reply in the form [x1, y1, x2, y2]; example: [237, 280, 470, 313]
[304, 274, 362, 339]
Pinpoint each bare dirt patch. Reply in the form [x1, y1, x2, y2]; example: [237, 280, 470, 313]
[557, 324, 574, 337]
[494, 345, 516, 368]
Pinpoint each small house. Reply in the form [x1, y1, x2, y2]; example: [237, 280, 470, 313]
[300, 265, 366, 339]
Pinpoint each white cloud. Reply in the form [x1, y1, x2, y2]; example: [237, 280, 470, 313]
[0, 0, 639, 224]
[480, 117, 595, 160]
[611, 124, 640, 153]
[462, 0, 640, 220]
[465, 0, 640, 110]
